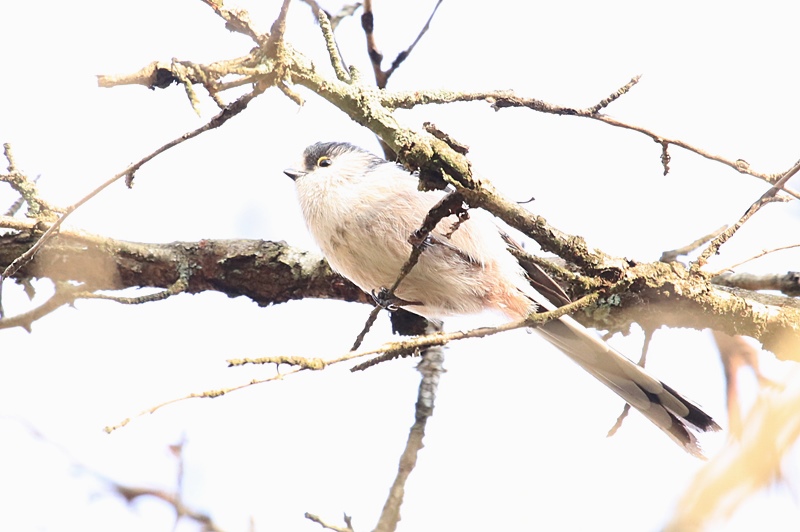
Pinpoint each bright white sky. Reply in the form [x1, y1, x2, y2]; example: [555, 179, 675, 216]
[2, 1, 800, 531]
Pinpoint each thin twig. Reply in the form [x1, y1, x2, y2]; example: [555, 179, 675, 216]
[350, 305, 382, 351]
[330, 3, 362, 30]
[0, 215, 37, 231]
[111, 292, 600, 432]
[351, 291, 600, 370]
[3, 142, 17, 172]
[257, 0, 302, 106]
[0, 283, 85, 332]
[383, 85, 800, 199]
[660, 225, 728, 263]
[588, 74, 641, 113]
[318, 10, 351, 82]
[362, 0, 443, 88]
[114, 485, 227, 532]
[389, 192, 467, 296]
[300, 2, 364, 81]
[693, 159, 800, 271]
[0, 268, 189, 331]
[691, 198, 777, 272]
[265, 0, 292, 53]
[763, 157, 800, 199]
[78, 274, 189, 305]
[227, 355, 327, 370]
[382, 0, 443, 85]
[711, 272, 800, 297]
[348, 191, 466, 350]
[3, 195, 26, 218]
[317, 10, 352, 83]
[199, 0, 263, 44]
[716, 243, 800, 272]
[375, 322, 444, 532]
[104, 367, 300, 433]
[304, 512, 354, 532]
[0, 89, 259, 318]
[1, 143, 62, 218]
[607, 327, 655, 437]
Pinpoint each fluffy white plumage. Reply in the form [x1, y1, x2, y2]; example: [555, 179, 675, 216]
[285, 141, 720, 457]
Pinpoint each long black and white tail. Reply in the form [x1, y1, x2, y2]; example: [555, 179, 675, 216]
[538, 315, 721, 458]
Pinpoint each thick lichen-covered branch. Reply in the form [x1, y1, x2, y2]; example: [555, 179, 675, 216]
[2, 222, 798, 360]
[0, 226, 368, 331]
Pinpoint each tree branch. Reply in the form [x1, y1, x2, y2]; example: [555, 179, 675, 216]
[0, 228, 368, 331]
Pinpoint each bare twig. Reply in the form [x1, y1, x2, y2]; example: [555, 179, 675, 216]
[660, 225, 728, 263]
[693, 159, 800, 271]
[607, 327, 655, 437]
[691, 197, 772, 271]
[3, 142, 17, 171]
[717, 243, 800, 273]
[0, 90, 259, 318]
[300, 0, 362, 30]
[11, 420, 225, 532]
[330, 3, 362, 30]
[711, 272, 800, 297]
[349, 191, 466, 351]
[110, 293, 600, 432]
[0, 215, 38, 231]
[0, 270, 189, 332]
[382, 0, 443, 85]
[227, 355, 327, 370]
[392, 192, 467, 293]
[260, 0, 305, 104]
[3, 195, 26, 218]
[78, 273, 190, 305]
[660, 140, 671, 175]
[764, 157, 800, 199]
[104, 367, 302, 433]
[114, 484, 227, 532]
[588, 75, 641, 113]
[384, 85, 800, 199]
[305, 512, 354, 532]
[108, 436, 229, 531]
[350, 305, 382, 351]
[266, 0, 292, 52]
[0, 282, 86, 332]
[1, 143, 63, 219]
[300, 3, 363, 81]
[362, 0, 443, 88]
[199, 0, 263, 45]
[318, 10, 351, 82]
[375, 321, 444, 532]
[171, 61, 204, 115]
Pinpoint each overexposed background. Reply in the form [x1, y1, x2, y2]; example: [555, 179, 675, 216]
[1, 1, 799, 530]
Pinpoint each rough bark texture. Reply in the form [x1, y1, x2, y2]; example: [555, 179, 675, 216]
[2, 228, 798, 361]
[0, 229, 368, 308]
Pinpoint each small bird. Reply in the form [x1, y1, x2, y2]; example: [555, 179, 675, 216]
[284, 141, 720, 457]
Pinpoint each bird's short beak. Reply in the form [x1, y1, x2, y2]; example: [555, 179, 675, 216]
[284, 168, 306, 181]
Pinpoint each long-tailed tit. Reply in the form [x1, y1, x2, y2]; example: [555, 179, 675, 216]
[285, 141, 720, 457]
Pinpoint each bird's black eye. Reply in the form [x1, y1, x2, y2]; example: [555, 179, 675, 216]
[317, 156, 332, 167]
